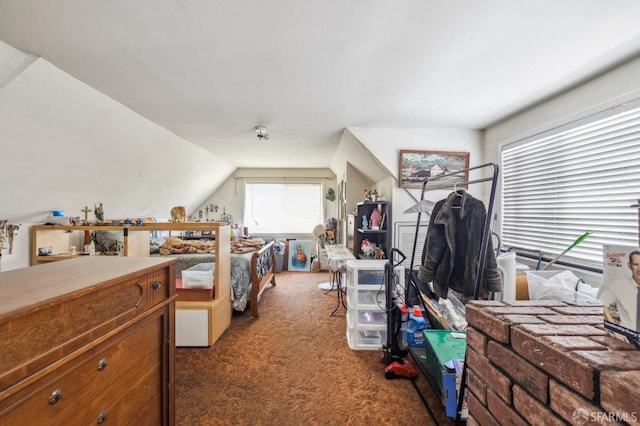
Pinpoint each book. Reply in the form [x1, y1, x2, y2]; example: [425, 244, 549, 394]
[599, 245, 640, 346]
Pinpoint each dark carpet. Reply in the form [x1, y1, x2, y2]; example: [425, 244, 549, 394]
[175, 271, 454, 425]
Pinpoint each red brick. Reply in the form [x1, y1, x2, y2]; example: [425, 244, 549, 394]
[487, 340, 548, 403]
[467, 368, 487, 405]
[465, 304, 510, 343]
[511, 327, 596, 399]
[574, 350, 640, 371]
[467, 300, 505, 308]
[466, 327, 487, 356]
[486, 389, 527, 426]
[549, 379, 601, 424]
[517, 323, 608, 336]
[564, 299, 604, 307]
[551, 306, 604, 315]
[502, 300, 566, 307]
[541, 335, 606, 351]
[466, 391, 500, 426]
[600, 370, 640, 417]
[512, 385, 565, 426]
[465, 415, 479, 426]
[486, 306, 558, 316]
[539, 314, 603, 325]
[500, 314, 546, 325]
[466, 348, 512, 404]
[589, 335, 639, 351]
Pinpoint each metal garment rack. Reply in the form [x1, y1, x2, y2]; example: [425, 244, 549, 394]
[405, 162, 499, 423]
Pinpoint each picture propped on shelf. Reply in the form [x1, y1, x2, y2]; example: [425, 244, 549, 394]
[599, 244, 640, 346]
[399, 150, 470, 189]
[289, 240, 311, 271]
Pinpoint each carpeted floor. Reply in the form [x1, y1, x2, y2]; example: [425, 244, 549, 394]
[175, 271, 454, 425]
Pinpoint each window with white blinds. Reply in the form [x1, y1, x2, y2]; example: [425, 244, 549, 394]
[243, 182, 323, 235]
[501, 105, 640, 271]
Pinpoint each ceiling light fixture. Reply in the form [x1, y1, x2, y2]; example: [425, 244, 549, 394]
[254, 125, 270, 141]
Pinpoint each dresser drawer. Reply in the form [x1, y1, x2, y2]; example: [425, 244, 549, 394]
[0, 269, 173, 392]
[138, 267, 171, 311]
[0, 310, 166, 424]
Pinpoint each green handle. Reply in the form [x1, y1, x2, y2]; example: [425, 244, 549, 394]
[542, 231, 593, 270]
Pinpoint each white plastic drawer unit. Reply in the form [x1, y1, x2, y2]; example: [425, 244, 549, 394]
[345, 260, 403, 351]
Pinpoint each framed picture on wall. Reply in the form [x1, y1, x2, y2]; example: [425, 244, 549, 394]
[398, 150, 470, 189]
[288, 240, 312, 272]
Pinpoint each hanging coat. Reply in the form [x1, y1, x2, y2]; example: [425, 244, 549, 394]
[417, 190, 502, 301]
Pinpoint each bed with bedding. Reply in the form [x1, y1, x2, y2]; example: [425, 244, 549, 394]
[153, 235, 277, 318]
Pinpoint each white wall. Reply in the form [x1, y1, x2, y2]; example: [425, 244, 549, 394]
[483, 55, 640, 284]
[485, 55, 640, 161]
[348, 127, 484, 224]
[0, 45, 235, 270]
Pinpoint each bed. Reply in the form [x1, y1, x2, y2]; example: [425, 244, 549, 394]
[152, 235, 277, 318]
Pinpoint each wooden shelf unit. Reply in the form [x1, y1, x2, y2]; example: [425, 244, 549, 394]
[31, 222, 233, 347]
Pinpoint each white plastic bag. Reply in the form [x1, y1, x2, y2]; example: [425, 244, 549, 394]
[531, 270, 601, 304]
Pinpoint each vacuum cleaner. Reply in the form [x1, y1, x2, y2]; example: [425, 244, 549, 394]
[381, 248, 417, 379]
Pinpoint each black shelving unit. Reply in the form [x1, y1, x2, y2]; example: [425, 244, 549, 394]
[352, 201, 391, 259]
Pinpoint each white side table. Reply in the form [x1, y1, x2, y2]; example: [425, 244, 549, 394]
[325, 245, 355, 315]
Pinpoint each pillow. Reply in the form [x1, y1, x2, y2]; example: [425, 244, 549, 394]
[149, 238, 165, 254]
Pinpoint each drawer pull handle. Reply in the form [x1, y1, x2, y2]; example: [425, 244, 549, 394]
[97, 411, 108, 424]
[48, 389, 63, 405]
[152, 281, 162, 289]
[97, 358, 108, 371]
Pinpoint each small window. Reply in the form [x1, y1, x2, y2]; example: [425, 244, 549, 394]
[501, 105, 640, 271]
[243, 182, 324, 235]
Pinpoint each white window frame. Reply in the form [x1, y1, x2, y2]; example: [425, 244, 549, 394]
[501, 99, 640, 272]
[243, 180, 325, 237]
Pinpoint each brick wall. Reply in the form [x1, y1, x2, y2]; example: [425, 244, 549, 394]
[464, 300, 640, 425]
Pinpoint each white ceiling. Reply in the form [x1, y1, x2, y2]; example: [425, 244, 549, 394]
[2, 0, 640, 168]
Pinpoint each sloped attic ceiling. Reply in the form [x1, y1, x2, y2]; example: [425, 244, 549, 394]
[2, 0, 640, 169]
[0, 41, 234, 223]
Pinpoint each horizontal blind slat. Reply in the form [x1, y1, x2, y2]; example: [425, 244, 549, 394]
[501, 105, 640, 270]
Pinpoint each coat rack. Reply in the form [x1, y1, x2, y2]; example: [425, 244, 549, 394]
[404, 162, 499, 423]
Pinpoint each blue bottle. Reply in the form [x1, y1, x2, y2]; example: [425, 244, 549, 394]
[406, 306, 427, 347]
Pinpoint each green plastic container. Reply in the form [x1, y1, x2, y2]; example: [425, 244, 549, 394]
[422, 330, 467, 392]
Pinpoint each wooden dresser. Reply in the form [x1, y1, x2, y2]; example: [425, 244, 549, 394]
[0, 256, 177, 425]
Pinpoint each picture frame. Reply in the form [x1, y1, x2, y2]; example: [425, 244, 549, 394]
[398, 150, 470, 189]
[288, 239, 312, 272]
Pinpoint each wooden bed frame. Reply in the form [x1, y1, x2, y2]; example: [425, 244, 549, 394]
[31, 222, 277, 322]
[146, 226, 277, 319]
[248, 240, 277, 318]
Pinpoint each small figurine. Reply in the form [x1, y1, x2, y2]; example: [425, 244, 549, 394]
[171, 206, 186, 222]
[363, 188, 372, 202]
[6, 224, 20, 254]
[360, 239, 375, 256]
[94, 203, 105, 224]
[373, 246, 385, 259]
[361, 214, 369, 229]
[370, 207, 381, 229]
[81, 206, 91, 224]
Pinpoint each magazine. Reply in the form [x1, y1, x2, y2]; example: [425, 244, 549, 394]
[599, 245, 640, 345]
